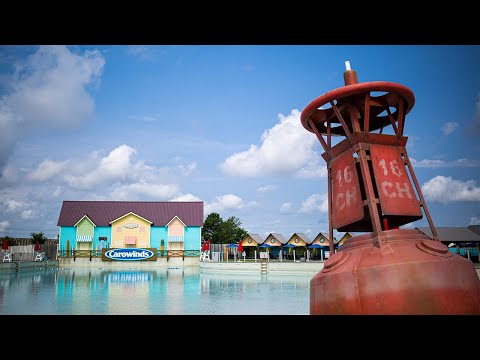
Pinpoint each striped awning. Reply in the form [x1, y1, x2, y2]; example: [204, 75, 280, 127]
[124, 236, 137, 245]
[76, 235, 93, 242]
[168, 236, 184, 242]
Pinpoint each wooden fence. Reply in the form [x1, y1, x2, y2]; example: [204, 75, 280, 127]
[1, 243, 58, 261]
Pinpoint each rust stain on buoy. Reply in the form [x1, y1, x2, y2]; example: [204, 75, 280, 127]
[302, 61, 480, 314]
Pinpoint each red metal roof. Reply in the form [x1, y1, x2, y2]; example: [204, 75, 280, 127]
[57, 201, 204, 227]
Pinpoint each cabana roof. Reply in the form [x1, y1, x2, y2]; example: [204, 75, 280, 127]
[416, 227, 480, 243]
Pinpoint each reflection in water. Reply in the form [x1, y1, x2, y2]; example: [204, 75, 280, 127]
[0, 268, 313, 315]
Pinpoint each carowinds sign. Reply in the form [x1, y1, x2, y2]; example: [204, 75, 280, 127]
[102, 248, 157, 261]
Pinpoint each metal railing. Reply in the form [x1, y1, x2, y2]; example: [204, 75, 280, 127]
[58, 249, 201, 261]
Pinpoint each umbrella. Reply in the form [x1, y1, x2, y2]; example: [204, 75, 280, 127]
[2, 239, 8, 251]
[34, 241, 40, 252]
[206, 239, 210, 251]
[283, 243, 297, 261]
[225, 244, 238, 261]
[308, 244, 323, 249]
[258, 243, 271, 248]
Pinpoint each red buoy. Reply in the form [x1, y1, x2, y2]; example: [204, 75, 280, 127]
[301, 61, 480, 314]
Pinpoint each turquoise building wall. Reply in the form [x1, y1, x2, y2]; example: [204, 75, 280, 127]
[150, 227, 168, 249]
[184, 226, 201, 250]
[93, 227, 111, 249]
[59, 225, 201, 251]
[60, 227, 76, 251]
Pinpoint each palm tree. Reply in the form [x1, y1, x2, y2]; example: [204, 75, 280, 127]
[30, 231, 48, 244]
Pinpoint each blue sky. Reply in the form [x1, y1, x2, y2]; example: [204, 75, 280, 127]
[0, 45, 479, 240]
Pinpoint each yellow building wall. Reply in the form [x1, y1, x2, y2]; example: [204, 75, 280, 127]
[77, 242, 91, 251]
[111, 213, 151, 248]
[287, 235, 307, 247]
[337, 233, 353, 246]
[313, 234, 330, 246]
[241, 236, 259, 247]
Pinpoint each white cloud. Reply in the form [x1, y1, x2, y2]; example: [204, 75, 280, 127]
[421, 176, 480, 203]
[0, 220, 9, 233]
[27, 159, 68, 182]
[0, 163, 19, 184]
[299, 193, 329, 214]
[64, 145, 151, 190]
[441, 122, 459, 136]
[52, 186, 62, 197]
[305, 228, 312, 235]
[257, 185, 277, 194]
[219, 109, 318, 177]
[410, 158, 480, 168]
[0, 45, 105, 173]
[110, 182, 179, 201]
[177, 162, 197, 176]
[126, 46, 155, 61]
[21, 209, 33, 220]
[62, 145, 196, 194]
[204, 194, 248, 215]
[170, 193, 202, 202]
[468, 217, 480, 226]
[296, 153, 328, 178]
[2, 199, 25, 212]
[280, 202, 292, 213]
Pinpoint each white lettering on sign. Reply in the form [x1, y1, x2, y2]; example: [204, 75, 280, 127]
[336, 186, 357, 210]
[331, 149, 364, 228]
[381, 181, 413, 199]
[370, 145, 422, 217]
[379, 158, 413, 199]
[336, 165, 353, 188]
[335, 165, 357, 210]
[396, 182, 413, 199]
[378, 159, 403, 177]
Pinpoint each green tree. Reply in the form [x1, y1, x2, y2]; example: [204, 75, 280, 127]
[30, 231, 48, 244]
[1, 236, 15, 246]
[202, 213, 247, 244]
[202, 212, 223, 243]
[221, 216, 247, 244]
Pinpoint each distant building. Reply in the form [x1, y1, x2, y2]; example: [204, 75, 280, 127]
[57, 201, 203, 253]
[287, 233, 311, 247]
[337, 232, 356, 247]
[240, 233, 263, 247]
[468, 225, 480, 236]
[262, 233, 287, 258]
[263, 233, 288, 247]
[311, 232, 331, 247]
[416, 227, 480, 245]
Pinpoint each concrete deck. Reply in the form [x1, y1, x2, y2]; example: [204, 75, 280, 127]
[0, 260, 59, 272]
[200, 260, 325, 275]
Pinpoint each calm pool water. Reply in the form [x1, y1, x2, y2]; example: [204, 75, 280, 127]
[0, 267, 313, 315]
